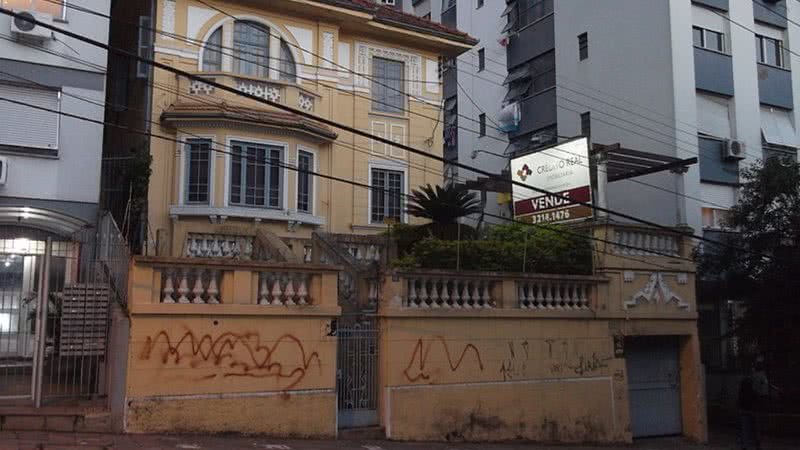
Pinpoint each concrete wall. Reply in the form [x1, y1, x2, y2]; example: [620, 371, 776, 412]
[554, 0, 685, 227]
[123, 258, 341, 437]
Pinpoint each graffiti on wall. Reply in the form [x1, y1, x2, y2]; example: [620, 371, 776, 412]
[497, 339, 614, 381]
[139, 330, 321, 389]
[403, 336, 484, 383]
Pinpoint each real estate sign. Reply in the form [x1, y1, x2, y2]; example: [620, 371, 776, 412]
[510, 137, 593, 224]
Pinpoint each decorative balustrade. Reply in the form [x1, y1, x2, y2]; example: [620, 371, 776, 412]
[160, 267, 223, 304]
[405, 276, 495, 309]
[130, 257, 341, 310]
[346, 243, 382, 264]
[383, 270, 604, 314]
[236, 78, 283, 102]
[180, 73, 320, 115]
[184, 233, 254, 259]
[517, 280, 591, 310]
[612, 229, 681, 257]
[257, 271, 312, 306]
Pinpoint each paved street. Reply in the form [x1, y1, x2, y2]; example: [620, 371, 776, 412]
[0, 428, 796, 450]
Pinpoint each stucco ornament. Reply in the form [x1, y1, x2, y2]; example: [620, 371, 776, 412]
[625, 272, 689, 310]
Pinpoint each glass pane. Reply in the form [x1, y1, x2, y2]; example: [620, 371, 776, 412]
[202, 28, 223, 72]
[693, 28, 703, 48]
[707, 31, 723, 52]
[297, 152, 312, 212]
[371, 169, 386, 222]
[765, 38, 780, 66]
[230, 145, 242, 204]
[756, 36, 764, 63]
[268, 148, 281, 208]
[186, 140, 211, 204]
[244, 146, 266, 206]
[372, 58, 405, 113]
[233, 21, 269, 78]
[279, 40, 297, 82]
[387, 172, 403, 221]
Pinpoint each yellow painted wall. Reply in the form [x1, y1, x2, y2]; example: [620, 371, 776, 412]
[145, 0, 461, 256]
[378, 316, 630, 442]
[124, 259, 341, 437]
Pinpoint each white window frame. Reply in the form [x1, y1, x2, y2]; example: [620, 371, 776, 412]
[296, 145, 317, 216]
[223, 136, 289, 210]
[693, 26, 726, 54]
[178, 136, 216, 206]
[756, 34, 785, 68]
[368, 161, 408, 225]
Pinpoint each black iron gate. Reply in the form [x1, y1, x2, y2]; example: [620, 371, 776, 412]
[336, 317, 378, 428]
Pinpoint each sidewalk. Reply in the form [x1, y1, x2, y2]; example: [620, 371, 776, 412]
[0, 428, 795, 450]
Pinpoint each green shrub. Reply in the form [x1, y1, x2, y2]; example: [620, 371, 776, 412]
[394, 223, 592, 274]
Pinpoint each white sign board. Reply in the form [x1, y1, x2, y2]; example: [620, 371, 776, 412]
[510, 137, 594, 224]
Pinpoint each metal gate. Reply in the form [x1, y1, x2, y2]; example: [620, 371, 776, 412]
[336, 317, 378, 428]
[626, 336, 683, 438]
[0, 214, 128, 405]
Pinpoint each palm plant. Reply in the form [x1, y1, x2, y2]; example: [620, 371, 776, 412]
[406, 183, 482, 239]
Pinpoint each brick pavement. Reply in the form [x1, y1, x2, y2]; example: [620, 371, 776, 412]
[0, 429, 796, 450]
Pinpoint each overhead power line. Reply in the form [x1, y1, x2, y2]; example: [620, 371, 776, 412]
[0, 6, 764, 258]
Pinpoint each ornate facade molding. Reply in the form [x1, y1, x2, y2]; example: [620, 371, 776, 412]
[354, 42, 423, 96]
[625, 272, 689, 310]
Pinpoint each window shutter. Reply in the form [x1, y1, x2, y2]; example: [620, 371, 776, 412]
[0, 84, 60, 150]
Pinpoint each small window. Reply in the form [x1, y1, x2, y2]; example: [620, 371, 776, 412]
[580, 112, 591, 138]
[297, 150, 314, 213]
[477, 0, 484, 9]
[371, 57, 406, 114]
[578, 32, 588, 61]
[371, 168, 404, 224]
[479, 113, 487, 136]
[702, 207, 730, 230]
[756, 35, 785, 68]
[693, 26, 725, 53]
[185, 139, 212, 205]
[229, 141, 283, 208]
[137, 16, 153, 78]
[478, 48, 485, 72]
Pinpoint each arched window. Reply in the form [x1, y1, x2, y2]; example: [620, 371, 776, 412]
[233, 20, 269, 78]
[202, 27, 222, 72]
[279, 39, 296, 82]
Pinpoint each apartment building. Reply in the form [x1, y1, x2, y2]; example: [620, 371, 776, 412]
[106, 0, 475, 258]
[0, 0, 113, 404]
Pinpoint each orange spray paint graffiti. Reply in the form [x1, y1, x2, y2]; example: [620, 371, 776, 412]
[403, 336, 484, 383]
[139, 331, 321, 390]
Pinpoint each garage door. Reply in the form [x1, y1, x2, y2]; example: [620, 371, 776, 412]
[626, 336, 682, 438]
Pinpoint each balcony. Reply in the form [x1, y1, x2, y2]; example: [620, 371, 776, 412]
[441, 5, 457, 29]
[506, 13, 554, 70]
[508, 87, 557, 139]
[694, 47, 734, 96]
[178, 72, 321, 115]
[757, 63, 794, 109]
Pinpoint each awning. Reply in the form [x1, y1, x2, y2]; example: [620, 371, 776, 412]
[501, 1, 516, 17]
[503, 64, 530, 85]
[595, 144, 698, 182]
[503, 79, 531, 103]
[761, 106, 797, 148]
[0, 206, 89, 237]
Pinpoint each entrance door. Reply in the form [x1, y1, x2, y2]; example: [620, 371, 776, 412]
[626, 336, 683, 438]
[0, 253, 37, 399]
[336, 317, 378, 428]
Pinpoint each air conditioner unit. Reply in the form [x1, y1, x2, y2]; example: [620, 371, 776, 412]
[10, 10, 53, 40]
[723, 139, 746, 160]
[0, 157, 8, 185]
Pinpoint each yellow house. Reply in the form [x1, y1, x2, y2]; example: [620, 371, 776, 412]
[107, 0, 476, 257]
